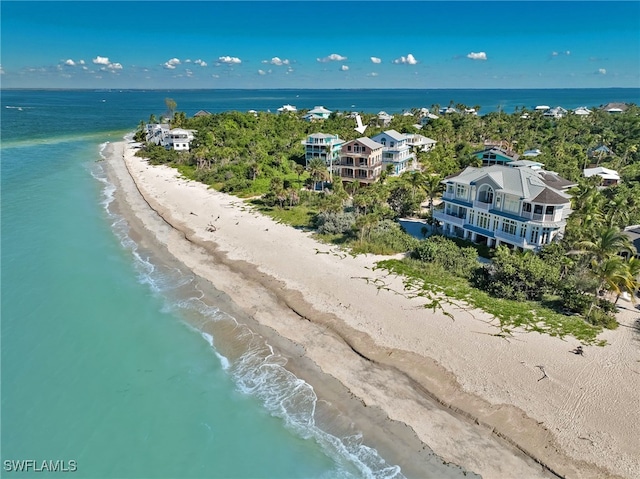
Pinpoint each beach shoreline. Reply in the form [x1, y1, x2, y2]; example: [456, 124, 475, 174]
[104, 139, 639, 479]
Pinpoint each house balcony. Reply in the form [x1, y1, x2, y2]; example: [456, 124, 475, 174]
[340, 169, 378, 184]
[520, 211, 561, 223]
[493, 230, 530, 248]
[473, 200, 492, 211]
[339, 157, 382, 168]
[433, 209, 466, 227]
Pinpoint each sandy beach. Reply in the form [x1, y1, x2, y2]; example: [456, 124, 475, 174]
[105, 139, 640, 479]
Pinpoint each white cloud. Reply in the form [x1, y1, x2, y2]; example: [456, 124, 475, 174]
[163, 58, 181, 70]
[370, 57, 382, 64]
[218, 56, 242, 64]
[64, 59, 76, 67]
[467, 52, 487, 61]
[551, 51, 559, 57]
[92, 56, 122, 73]
[317, 53, 347, 63]
[597, 68, 607, 75]
[194, 59, 207, 67]
[258, 69, 267, 75]
[264, 57, 290, 66]
[93, 56, 110, 65]
[367, 72, 379, 77]
[393, 54, 418, 65]
[565, 50, 571, 56]
[185, 69, 193, 77]
[212, 74, 220, 78]
[340, 65, 349, 71]
[0, 65, 5, 75]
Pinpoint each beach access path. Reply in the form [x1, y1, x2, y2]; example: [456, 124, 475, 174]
[107, 139, 639, 479]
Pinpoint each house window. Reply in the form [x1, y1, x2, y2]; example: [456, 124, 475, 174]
[545, 205, 554, 215]
[495, 195, 502, 209]
[390, 142, 395, 147]
[447, 184, 454, 194]
[504, 196, 520, 213]
[541, 228, 552, 244]
[534, 204, 543, 215]
[477, 212, 490, 230]
[348, 145, 352, 151]
[520, 225, 528, 238]
[530, 226, 540, 244]
[522, 203, 532, 213]
[502, 219, 517, 236]
[478, 185, 494, 204]
[456, 184, 467, 199]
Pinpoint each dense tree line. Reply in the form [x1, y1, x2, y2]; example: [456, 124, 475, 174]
[134, 100, 640, 329]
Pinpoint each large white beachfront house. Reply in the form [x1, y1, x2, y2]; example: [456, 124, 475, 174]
[303, 133, 345, 179]
[370, 130, 416, 176]
[145, 124, 195, 151]
[434, 164, 576, 251]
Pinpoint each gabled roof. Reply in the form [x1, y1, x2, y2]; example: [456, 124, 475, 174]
[352, 137, 384, 150]
[601, 102, 628, 112]
[473, 147, 520, 161]
[537, 170, 578, 190]
[308, 105, 332, 114]
[532, 188, 570, 205]
[373, 129, 406, 142]
[193, 110, 212, 117]
[573, 106, 591, 115]
[445, 165, 572, 204]
[584, 167, 620, 181]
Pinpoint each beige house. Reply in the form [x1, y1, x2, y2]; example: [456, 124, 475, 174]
[339, 137, 384, 186]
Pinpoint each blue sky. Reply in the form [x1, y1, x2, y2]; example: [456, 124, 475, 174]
[1, 1, 639, 89]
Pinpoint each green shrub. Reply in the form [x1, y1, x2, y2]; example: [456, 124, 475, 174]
[412, 235, 479, 277]
[314, 211, 356, 235]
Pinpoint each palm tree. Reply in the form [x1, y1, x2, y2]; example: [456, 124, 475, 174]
[576, 226, 634, 264]
[424, 174, 444, 211]
[402, 170, 426, 203]
[355, 213, 378, 243]
[614, 257, 640, 304]
[591, 255, 627, 299]
[307, 158, 329, 191]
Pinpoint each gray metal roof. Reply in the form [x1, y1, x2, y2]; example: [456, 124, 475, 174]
[372, 129, 406, 142]
[448, 165, 572, 204]
[354, 137, 384, 150]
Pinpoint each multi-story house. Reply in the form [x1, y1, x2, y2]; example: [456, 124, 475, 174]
[303, 106, 332, 122]
[145, 124, 194, 151]
[303, 133, 345, 178]
[338, 137, 384, 185]
[370, 130, 416, 176]
[164, 128, 194, 151]
[434, 164, 576, 251]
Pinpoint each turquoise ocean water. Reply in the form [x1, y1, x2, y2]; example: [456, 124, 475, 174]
[2, 89, 638, 479]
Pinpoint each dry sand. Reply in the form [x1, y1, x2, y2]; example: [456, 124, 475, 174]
[105, 139, 640, 479]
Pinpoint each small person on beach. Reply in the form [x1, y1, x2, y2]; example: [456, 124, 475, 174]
[573, 345, 584, 356]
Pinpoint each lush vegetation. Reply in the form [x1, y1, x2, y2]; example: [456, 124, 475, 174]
[134, 99, 640, 338]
